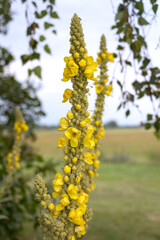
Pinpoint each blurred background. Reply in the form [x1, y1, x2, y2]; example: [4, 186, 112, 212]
[0, 0, 160, 240]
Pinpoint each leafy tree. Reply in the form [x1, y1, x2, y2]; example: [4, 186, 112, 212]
[111, 0, 160, 139]
[0, 0, 59, 239]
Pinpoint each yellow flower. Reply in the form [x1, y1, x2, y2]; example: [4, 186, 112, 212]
[96, 84, 104, 94]
[79, 59, 86, 67]
[97, 56, 101, 65]
[75, 225, 86, 237]
[96, 151, 101, 157]
[105, 90, 111, 96]
[106, 52, 114, 62]
[84, 56, 97, 81]
[77, 192, 89, 205]
[64, 127, 81, 148]
[64, 165, 71, 174]
[52, 173, 64, 193]
[74, 52, 79, 58]
[56, 203, 64, 211]
[94, 160, 100, 168]
[91, 182, 96, 190]
[95, 120, 101, 126]
[96, 126, 105, 139]
[71, 236, 75, 240]
[68, 207, 86, 226]
[64, 176, 69, 182]
[52, 192, 60, 198]
[62, 88, 72, 103]
[62, 57, 79, 81]
[60, 194, 70, 207]
[76, 176, 80, 183]
[67, 112, 73, 119]
[67, 184, 78, 199]
[85, 124, 95, 135]
[72, 157, 77, 163]
[76, 104, 81, 110]
[58, 117, 69, 131]
[83, 137, 95, 150]
[88, 170, 94, 177]
[107, 84, 113, 91]
[101, 53, 107, 59]
[103, 79, 108, 83]
[83, 152, 94, 165]
[57, 137, 68, 148]
[48, 203, 54, 210]
[41, 201, 45, 207]
[80, 118, 91, 127]
[15, 163, 20, 168]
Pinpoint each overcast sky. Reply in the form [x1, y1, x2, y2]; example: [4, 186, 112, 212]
[2, 0, 160, 126]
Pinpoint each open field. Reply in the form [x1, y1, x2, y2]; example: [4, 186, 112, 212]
[25, 128, 160, 240]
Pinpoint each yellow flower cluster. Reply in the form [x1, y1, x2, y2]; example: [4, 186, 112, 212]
[6, 109, 28, 171]
[88, 35, 114, 183]
[34, 14, 97, 240]
[97, 50, 114, 65]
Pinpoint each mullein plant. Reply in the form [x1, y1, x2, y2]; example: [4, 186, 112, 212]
[34, 13, 98, 240]
[91, 34, 114, 175]
[0, 108, 28, 199]
[80, 35, 114, 193]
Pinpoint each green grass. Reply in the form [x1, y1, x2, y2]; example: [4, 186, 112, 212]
[25, 128, 160, 240]
[86, 162, 160, 240]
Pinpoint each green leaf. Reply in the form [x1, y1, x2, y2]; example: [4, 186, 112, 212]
[29, 38, 38, 49]
[135, 2, 144, 12]
[35, 11, 41, 19]
[125, 109, 130, 117]
[44, 44, 51, 54]
[39, 35, 46, 41]
[117, 45, 124, 50]
[32, 1, 37, 7]
[44, 22, 54, 29]
[30, 52, 40, 60]
[50, 0, 55, 3]
[35, 10, 47, 19]
[52, 30, 57, 34]
[138, 17, 149, 25]
[33, 66, 42, 79]
[152, 4, 158, 14]
[125, 60, 132, 66]
[41, 10, 47, 18]
[50, 11, 59, 18]
[117, 80, 122, 89]
[145, 123, 151, 130]
[147, 114, 153, 121]
[150, 0, 157, 4]
[21, 55, 30, 65]
[117, 103, 122, 110]
[28, 69, 32, 76]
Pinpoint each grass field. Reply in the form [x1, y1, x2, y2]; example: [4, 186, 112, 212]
[26, 128, 160, 240]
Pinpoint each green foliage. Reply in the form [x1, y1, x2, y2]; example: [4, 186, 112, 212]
[0, 151, 58, 240]
[0, 1, 59, 239]
[21, 0, 59, 79]
[112, 0, 160, 138]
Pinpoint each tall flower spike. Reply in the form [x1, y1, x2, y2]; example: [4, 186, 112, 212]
[34, 14, 97, 240]
[0, 108, 28, 200]
[6, 108, 28, 171]
[91, 35, 114, 185]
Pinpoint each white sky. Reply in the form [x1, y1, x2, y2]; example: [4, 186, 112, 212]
[1, 0, 160, 126]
